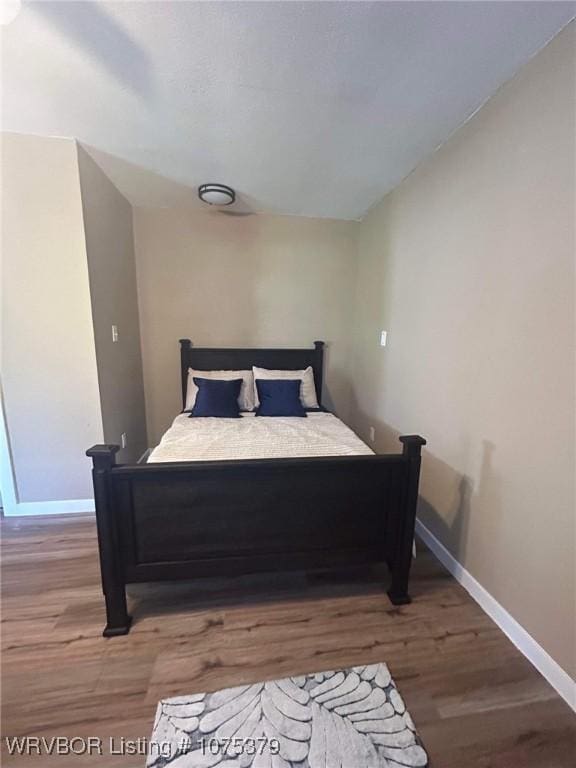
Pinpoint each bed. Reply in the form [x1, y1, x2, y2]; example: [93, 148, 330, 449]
[87, 340, 426, 637]
[148, 412, 375, 463]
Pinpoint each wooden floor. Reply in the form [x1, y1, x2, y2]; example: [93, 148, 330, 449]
[1, 515, 574, 767]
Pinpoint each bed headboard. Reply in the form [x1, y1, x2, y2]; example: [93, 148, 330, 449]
[179, 339, 325, 409]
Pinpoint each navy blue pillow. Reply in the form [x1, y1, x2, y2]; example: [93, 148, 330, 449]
[255, 379, 307, 417]
[190, 378, 242, 418]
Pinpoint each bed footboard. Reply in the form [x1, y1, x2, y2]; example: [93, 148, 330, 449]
[87, 436, 425, 636]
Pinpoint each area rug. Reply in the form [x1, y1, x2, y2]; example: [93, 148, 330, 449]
[148, 663, 428, 767]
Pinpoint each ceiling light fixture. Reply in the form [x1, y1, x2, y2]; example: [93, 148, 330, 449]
[198, 183, 235, 206]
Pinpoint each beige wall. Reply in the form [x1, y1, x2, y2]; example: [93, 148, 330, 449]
[133, 209, 359, 444]
[77, 146, 147, 463]
[351, 25, 575, 678]
[1, 133, 103, 501]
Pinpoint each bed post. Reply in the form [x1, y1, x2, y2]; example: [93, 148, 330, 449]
[86, 444, 132, 637]
[179, 338, 192, 410]
[313, 340, 325, 406]
[387, 435, 427, 605]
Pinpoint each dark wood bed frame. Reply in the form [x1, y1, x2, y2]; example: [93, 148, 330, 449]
[87, 339, 426, 636]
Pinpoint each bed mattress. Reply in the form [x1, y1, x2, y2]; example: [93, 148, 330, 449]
[147, 412, 373, 463]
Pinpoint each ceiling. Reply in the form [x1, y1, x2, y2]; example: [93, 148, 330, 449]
[2, 1, 574, 219]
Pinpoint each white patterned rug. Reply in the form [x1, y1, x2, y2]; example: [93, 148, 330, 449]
[148, 663, 428, 767]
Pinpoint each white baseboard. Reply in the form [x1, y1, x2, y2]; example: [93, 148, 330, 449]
[415, 518, 576, 713]
[3, 498, 95, 517]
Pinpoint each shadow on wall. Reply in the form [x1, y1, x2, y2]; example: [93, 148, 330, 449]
[351, 404, 501, 568]
[321, 342, 350, 418]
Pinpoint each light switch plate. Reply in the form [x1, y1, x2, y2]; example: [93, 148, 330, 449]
[121, 432, 127, 449]
[380, 330, 387, 347]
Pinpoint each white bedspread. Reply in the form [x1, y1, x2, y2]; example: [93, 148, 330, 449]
[148, 412, 373, 463]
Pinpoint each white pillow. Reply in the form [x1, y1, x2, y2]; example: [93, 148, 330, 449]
[252, 366, 319, 409]
[185, 369, 255, 412]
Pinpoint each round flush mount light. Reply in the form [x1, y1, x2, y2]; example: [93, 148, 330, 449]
[198, 183, 235, 206]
